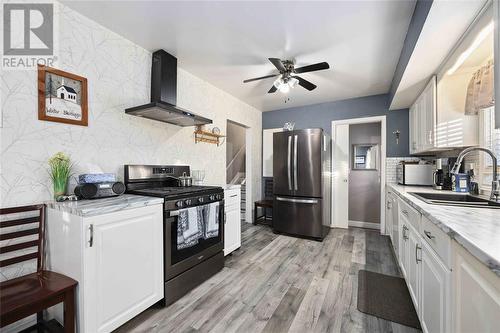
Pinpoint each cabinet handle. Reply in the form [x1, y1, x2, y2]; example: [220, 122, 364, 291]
[416, 244, 422, 263]
[387, 201, 392, 210]
[224, 212, 227, 224]
[88, 224, 94, 247]
[229, 194, 238, 198]
[403, 225, 408, 240]
[424, 230, 435, 240]
[402, 210, 409, 216]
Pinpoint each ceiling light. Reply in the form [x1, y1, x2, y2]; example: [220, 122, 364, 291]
[273, 76, 298, 94]
[447, 21, 494, 75]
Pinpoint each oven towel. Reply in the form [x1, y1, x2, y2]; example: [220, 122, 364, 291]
[203, 202, 220, 239]
[177, 207, 202, 250]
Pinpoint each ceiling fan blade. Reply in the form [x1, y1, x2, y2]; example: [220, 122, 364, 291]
[243, 74, 279, 83]
[268, 58, 286, 72]
[268, 85, 278, 93]
[294, 76, 317, 91]
[294, 62, 330, 74]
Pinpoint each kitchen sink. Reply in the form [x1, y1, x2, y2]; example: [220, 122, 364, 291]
[409, 192, 500, 209]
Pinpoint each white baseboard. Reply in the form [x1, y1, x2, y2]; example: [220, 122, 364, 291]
[348, 220, 380, 230]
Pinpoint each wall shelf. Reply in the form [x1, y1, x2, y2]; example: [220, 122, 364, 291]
[194, 126, 225, 146]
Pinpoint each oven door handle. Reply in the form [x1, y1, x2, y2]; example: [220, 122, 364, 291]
[169, 210, 181, 217]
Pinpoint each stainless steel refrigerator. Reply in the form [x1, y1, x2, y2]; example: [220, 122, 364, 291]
[273, 128, 331, 240]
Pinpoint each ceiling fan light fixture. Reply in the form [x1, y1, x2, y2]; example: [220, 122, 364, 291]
[289, 77, 299, 88]
[278, 83, 290, 94]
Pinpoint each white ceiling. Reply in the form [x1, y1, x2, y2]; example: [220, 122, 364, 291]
[63, 1, 416, 112]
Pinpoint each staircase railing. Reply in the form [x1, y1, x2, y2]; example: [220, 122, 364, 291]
[226, 145, 246, 184]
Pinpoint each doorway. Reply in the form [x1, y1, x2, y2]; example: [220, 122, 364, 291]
[331, 116, 387, 233]
[226, 120, 248, 222]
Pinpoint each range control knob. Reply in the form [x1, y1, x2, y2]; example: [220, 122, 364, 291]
[175, 201, 183, 208]
[184, 199, 191, 206]
[209, 195, 215, 201]
[198, 197, 204, 203]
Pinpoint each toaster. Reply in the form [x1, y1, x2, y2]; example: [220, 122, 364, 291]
[397, 162, 434, 186]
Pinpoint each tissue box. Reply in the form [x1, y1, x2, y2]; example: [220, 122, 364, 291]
[78, 173, 116, 184]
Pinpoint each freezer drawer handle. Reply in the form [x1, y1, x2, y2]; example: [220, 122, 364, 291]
[275, 197, 318, 204]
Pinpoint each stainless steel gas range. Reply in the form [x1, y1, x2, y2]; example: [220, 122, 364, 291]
[124, 165, 224, 306]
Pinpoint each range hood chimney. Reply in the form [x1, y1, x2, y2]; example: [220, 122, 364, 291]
[125, 50, 212, 127]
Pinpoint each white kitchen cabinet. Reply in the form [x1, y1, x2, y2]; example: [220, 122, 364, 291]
[407, 223, 421, 313]
[452, 240, 500, 333]
[421, 239, 450, 333]
[398, 208, 410, 278]
[46, 203, 164, 333]
[409, 76, 437, 154]
[224, 187, 241, 255]
[385, 188, 393, 239]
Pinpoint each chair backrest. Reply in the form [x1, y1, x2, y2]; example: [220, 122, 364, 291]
[264, 178, 273, 199]
[0, 204, 45, 272]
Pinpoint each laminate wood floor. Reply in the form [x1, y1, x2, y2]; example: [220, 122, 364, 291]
[115, 224, 421, 333]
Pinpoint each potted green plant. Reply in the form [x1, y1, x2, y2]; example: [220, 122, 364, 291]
[48, 152, 73, 200]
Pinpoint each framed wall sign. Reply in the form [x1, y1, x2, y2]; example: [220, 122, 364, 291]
[38, 65, 88, 126]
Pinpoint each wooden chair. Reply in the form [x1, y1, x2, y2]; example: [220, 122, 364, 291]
[254, 178, 274, 226]
[0, 204, 77, 332]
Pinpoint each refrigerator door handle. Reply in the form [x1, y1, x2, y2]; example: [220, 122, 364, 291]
[294, 135, 298, 190]
[287, 136, 292, 191]
[276, 196, 318, 204]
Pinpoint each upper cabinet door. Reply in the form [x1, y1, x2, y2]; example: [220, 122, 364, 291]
[409, 76, 437, 154]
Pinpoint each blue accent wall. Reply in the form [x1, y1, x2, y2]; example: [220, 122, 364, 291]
[262, 94, 410, 157]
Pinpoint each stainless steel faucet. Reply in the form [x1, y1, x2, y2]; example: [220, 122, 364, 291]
[451, 147, 499, 201]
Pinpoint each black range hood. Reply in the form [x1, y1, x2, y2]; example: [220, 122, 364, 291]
[125, 50, 212, 127]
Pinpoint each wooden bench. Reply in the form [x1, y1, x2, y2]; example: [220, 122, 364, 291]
[0, 204, 77, 332]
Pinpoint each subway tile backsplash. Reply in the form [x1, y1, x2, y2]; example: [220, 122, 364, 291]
[386, 157, 420, 183]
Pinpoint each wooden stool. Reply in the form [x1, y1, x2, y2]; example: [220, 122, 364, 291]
[254, 200, 273, 226]
[0, 204, 77, 332]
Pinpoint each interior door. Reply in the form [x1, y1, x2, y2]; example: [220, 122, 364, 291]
[273, 131, 293, 196]
[332, 123, 349, 228]
[294, 129, 323, 198]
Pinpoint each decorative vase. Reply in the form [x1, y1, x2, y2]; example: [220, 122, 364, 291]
[53, 178, 68, 199]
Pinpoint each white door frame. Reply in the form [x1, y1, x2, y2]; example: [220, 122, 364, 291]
[227, 119, 253, 223]
[331, 115, 387, 234]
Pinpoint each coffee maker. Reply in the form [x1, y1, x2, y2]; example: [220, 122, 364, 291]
[434, 158, 462, 190]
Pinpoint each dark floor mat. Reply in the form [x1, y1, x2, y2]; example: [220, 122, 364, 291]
[357, 269, 421, 329]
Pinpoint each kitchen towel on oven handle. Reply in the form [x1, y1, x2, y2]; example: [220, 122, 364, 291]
[177, 207, 202, 250]
[203, 201, 220, 239]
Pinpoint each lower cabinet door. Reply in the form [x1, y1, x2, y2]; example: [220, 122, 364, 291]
[421, 240, 450, 333]
[399, 222, 408, 278]
[224, 208, 241, 255]
[84, 205, 164, 333]
[407, 224, 421, 313]
[452, 241, 500, 333]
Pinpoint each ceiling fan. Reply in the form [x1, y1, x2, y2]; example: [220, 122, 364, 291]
[243, 58, 330, 94]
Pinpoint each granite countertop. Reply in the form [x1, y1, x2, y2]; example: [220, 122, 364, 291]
[47, 194, 164, 217]
[388, 183, 500, 277]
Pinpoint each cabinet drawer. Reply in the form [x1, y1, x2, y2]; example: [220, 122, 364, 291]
[224, 189, 241, 207]
[398, 198, 421, 231]
[421, 215, 451, 269]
